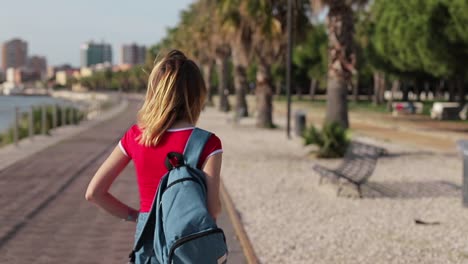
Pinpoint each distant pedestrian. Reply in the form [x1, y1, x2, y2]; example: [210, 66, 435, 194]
[85, 50, 224, 263]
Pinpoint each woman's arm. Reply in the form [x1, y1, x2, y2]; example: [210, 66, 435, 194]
[203, 153, 223, 221]
[85, 145, 139, 222]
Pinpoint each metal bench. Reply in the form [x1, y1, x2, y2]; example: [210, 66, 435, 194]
[313, 141, 387, 198]
[430, 102, 460, 120]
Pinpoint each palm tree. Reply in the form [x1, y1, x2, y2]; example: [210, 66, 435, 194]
[176, 1, 230, 110]
[214, 45, 231, 112]
[223, 0, 310, 127]
[309, 0, 367, 128]
[197, 0, 231, 112]
[200, 60, 215, 106]
[221, 0, 290, 128]
[218, 0, 252, 117]
[250, 1, 287, 128]
[154, 3, 217, 106]
[190, 14, 217, 107]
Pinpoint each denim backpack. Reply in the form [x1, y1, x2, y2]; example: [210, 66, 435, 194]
[129, 128, 228, 264]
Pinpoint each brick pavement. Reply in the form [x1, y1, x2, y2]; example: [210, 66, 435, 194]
[0, 100, 246, 264]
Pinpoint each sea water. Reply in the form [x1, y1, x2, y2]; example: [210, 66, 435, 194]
[0, 96, 66, 132]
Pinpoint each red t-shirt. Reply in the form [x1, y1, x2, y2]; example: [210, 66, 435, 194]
[119, 125, 222, 212]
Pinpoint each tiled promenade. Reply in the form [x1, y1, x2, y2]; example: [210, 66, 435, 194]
[0, 99, 246, 264]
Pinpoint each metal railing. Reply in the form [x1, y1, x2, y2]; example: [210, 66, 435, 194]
[0, 100, 101, 147]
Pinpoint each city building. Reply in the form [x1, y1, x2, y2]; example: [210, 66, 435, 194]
[15, 69, 41, 83]
[80, 67, 94, 78]
[47, 64, 72, 80]
[55, 71, 69, 86]
[1, 38, 28, 70]
[112, 64, 132, 72]
[80, 41, 112, 67]
[55, 69, 80, 86]
[6, 68, 15, 83]
[47, 66, 56, 80]
[93, 62, 112, 71]
[5, 67, 40, 84]
[27, 55, 47, 80]
[9, 67, 41, 84]
[79, 61, 112, 78]
[121, 43, 146, 66]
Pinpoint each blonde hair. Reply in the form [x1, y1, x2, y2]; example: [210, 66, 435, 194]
[137, 50, 206, 146]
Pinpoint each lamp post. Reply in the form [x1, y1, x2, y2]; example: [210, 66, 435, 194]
[286, 0, 293, 139]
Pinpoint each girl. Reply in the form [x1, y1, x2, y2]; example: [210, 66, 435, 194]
[85, 50, 223, 258]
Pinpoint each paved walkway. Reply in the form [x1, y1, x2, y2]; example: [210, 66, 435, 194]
[0, 99, 246, 264]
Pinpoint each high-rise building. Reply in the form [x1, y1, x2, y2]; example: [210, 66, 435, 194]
[1, 38, 28, 70]
[80, 41, 112, 67]
[121, 44, 146, 65]
[27, 55, 47, 79]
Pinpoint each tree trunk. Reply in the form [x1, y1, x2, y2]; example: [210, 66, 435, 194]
[232, 65, 249, 117]
[402, 82, 409, 101]
[255, 62, 274, 128]
[326, 76, 349, 128]
[231, 30, 252, 116]
[373, 72, 379, 105]
[325, 2, 354, 128]
[379, 74, 386, 103]
[215, 56, 230, 112]
[415, 80, 422, 102]
[309, 79, 318, 100]
[352, 77, 359, 102]
[367, 85, 373, 101]
[373, 72, 384, 105]
[387, 79, 400, 111]
[202, 63, 214, 107]
[296, 85, 302, 100]
[449, 80, 456, 102]
[275, 80, 282, 95]
[436, 80, 444, 100]
[458, 76, 466, 106]
[424, 81, 430, 100]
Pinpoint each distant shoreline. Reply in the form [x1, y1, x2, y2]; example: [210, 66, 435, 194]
[0, 94, 50, 97]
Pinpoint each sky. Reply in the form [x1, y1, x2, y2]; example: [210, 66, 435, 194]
[0, 0, 194, 67]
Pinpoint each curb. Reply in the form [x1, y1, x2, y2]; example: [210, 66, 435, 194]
[220, 181, 259, 264]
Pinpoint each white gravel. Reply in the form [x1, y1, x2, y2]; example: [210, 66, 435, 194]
[198, 107, 468, 264]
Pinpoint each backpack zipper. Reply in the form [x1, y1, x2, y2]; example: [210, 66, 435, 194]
[167, 228, 225, 263]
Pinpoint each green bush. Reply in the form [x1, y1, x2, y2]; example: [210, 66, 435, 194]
[303, 122, 350, 158]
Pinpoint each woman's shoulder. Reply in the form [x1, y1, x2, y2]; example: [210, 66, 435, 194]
[127, 124, 142, 135]
[208, 133, 221, 144]
[122, 124, 142, 144]
[196, 128, 222, 151]
[196, 127, 221, 141]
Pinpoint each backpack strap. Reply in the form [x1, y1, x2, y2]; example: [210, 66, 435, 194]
[183, 128, 212, 168]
